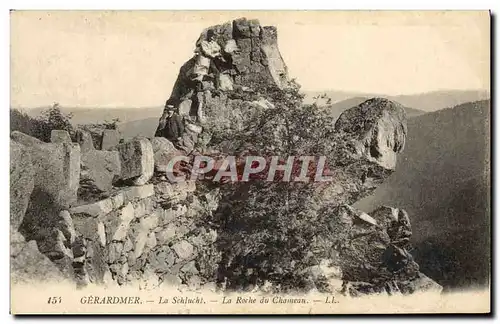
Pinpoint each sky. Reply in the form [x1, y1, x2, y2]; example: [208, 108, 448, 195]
[10, 10, 490, 108]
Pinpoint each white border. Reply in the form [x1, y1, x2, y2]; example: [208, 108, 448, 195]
[1, 0, 498, 323]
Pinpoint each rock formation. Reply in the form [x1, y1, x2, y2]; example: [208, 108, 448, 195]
[10, 17, 441, 297]
[10, 140, 72, 285]
[323, 204, 441, 296]
[334, 97, 407, 170]
[155, 17, 289, 139]
[166, 17, 288, 109]
[75, 129, 95, 152]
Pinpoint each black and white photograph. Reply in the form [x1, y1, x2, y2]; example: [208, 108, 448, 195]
[8, 10, 491, 314]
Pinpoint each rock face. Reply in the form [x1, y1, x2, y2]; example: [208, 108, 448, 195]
[117, 137, 154, 185]
[335, 98, 407, 170]
[101, 129, 121, 150]
[11, 131, 80, 208]
[151, 19, 438, 296]
[11, 131, 81, 281]
[10, 141, 35, 229]
[9, 20, 441, 297]
[10, 133, 79, 284]
[81, 150, 121, 192]
[157, 17, 289, 136]
[324, 204, 441, 296]
[75, 129, 95, 152]
[11, 229, 69, 284]
[150, 137, 179, 173]
[312, 98, 408, 207]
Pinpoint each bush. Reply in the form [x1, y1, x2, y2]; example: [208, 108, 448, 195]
[10, 103, 121, 149]
[205, 80, 342, 291]
[78, 118, 120, 149]
[10, 103, 74, 142]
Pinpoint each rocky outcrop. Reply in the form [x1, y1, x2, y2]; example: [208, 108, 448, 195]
[75, 129, 95, 152]
[157, 17, 289, 137]
[9, 19, 441, 297]
[10, 141, 35, 229]
[10, 138, 73, 284]
[323, 204, 441, 296]
[117, 137, 154, 186]
[152, 18, 438, 296]
[10, 132, 82, 281]
[335, 98, 407, 170]
[81, 150, 121, 193]
[312, 98, 408, 207]
[101, 129, 121, 150]
[11, 131, 80, 208]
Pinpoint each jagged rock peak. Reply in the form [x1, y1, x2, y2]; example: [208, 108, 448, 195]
[195, 17, 289, 88]
[166, 17, 289, 111]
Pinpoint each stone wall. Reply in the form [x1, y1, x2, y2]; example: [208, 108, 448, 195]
[10, 128, 221, 290]
[68, 181, 219, 290]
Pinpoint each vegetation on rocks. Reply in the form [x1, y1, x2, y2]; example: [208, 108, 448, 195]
[11, 103, 74, 142]
[197, 78, 346, 291]
[11, 103, 120, 148]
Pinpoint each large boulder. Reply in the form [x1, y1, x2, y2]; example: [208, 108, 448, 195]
[75, 129, 95, 152]
[10, 141, 35, 229]
[11, 131, 43, 146]
[10, 229, 69, 284]
[334, 97, 407, 170]
[101, 129, 121, 150]
[81, 150, 121, 192]
[117, 137, 154, 185]
[11, 131, 80, 208]
[11, 132, 81, 272]
[321, 204, 442, 295]
[150, 137, 179, 173]
[313, 98, 408, 206]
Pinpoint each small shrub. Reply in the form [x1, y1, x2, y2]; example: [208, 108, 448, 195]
[10, 103, 75, 142]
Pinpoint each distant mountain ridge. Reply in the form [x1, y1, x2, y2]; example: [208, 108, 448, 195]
[17, 106, 164, 126]
[304, 89, 490, 112]
[13, 89, 489, 139]
[319, 97, 426, 122]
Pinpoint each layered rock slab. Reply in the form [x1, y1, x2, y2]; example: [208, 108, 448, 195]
[117, 137, 154, 186]
[81, 150, 121, 193]
[11, 131, 80, 208]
